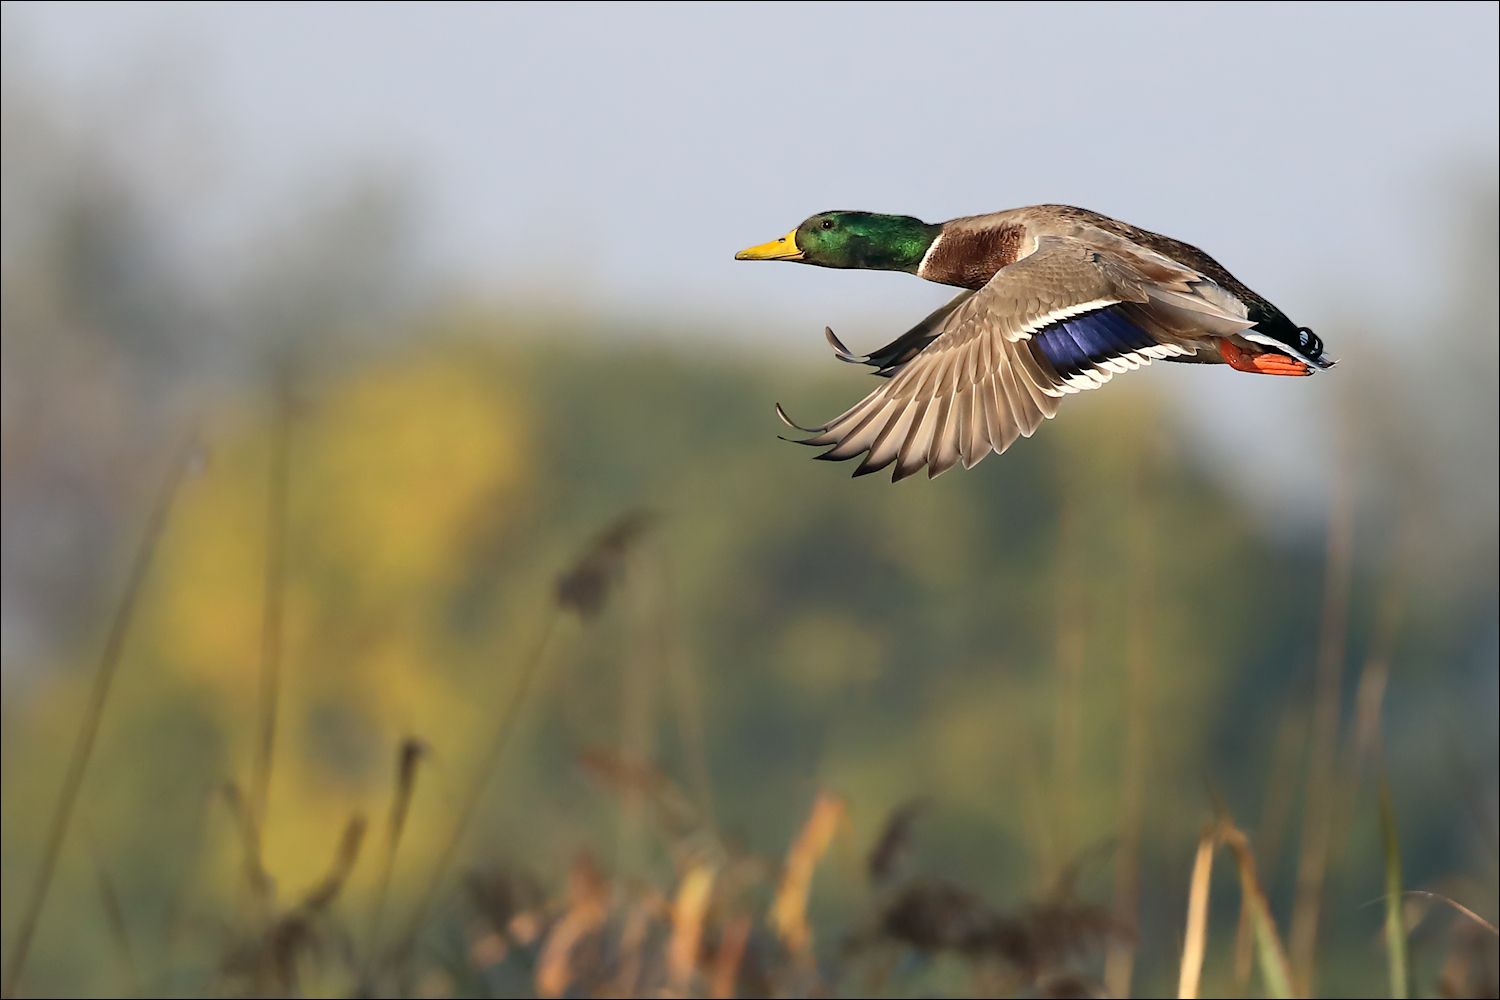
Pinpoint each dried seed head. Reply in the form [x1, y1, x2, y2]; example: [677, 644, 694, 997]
[868, 876, 1122, 988]
[578, 748, 702, 840]
[868, 799, 929, 884]
[878, 878, 998, 953]
[555, 511, 657, 618]
[466, 866, 547, 939]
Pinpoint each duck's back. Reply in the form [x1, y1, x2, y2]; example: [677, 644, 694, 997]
[1029, 205, 1264, 305]
[927, 204, 1312, 354]
[929, 206, 1242, 293]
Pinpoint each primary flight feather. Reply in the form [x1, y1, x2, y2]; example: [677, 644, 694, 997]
[736, 205, 1333, 481]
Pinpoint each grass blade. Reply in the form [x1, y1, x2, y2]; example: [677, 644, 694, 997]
[1220, 824, 1297, 999]
[1179, 818, 1297, 1000]
[769, 791, 846, 956]
[1378, 770, 1409, 999]
[1247, 885, 1297, 999]
[710, 914, 752, 999]
[666, 865, 717, 992]
[1177, 826, 1217, 999]
[1403, 891, 1498, 935]
[1237, 706, 1308, 991]
[2, 426, 199, 998]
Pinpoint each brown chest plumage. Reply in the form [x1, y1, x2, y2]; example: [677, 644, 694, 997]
[921, 224, 1026, 289]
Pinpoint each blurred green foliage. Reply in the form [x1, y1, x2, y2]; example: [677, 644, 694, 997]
[3, 320, 1494, 996]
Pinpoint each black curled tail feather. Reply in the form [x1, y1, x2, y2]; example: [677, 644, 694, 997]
[1247, 300, 1331, 365]
[1294, 326, 1324, 361]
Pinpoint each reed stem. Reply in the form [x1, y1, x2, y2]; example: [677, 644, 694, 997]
[248, 381, 293, 867]
[1104, 428, 1156, 999]
[1051, 487, 1086, 880]
[2, 427, 198, 998]
[1177, 828, 1217, 999]
[654, 547, 718, 840]
[362, 737, 428, 979]
[1378, 768, 1409, 999]
[1289, 416, 1355, 991]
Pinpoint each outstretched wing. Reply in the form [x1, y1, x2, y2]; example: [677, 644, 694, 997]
[782, 235, 1254, 481]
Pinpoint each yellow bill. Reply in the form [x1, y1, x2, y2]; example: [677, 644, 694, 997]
[735, 229, 803, 261]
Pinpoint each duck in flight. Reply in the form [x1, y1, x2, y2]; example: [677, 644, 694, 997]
[736, 205, 1332, 481]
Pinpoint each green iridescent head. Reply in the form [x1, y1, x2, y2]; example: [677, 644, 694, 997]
[736, 211, 942, 273]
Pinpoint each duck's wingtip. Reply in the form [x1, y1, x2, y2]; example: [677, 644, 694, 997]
[774, 402, 822, 433]
[825, 326, 868, 365]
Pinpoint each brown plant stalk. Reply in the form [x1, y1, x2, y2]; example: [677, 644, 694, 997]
[388, 512, 650, 972]
[387, 610, 563, 970]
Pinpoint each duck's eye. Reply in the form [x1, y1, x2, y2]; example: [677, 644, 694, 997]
[821, 219, 835, 230]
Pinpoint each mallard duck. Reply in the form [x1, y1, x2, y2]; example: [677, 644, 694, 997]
[736, 205, 1333, 481]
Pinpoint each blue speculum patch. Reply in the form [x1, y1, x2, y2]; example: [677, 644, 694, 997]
[1033, 308, 1156, 377]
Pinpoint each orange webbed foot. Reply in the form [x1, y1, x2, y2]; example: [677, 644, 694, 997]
[1218, 339, 1312, 376]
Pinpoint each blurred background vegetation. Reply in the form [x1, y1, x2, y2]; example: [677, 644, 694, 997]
[2, 5, 1497, 998]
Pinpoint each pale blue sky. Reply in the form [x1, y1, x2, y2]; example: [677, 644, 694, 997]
[6, 2, 1496, 322]
[4, 1, 1498, 515]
